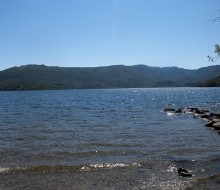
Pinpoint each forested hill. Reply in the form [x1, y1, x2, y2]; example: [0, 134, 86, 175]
[0, 64, 220, 90]
[203, 76, 220, 87]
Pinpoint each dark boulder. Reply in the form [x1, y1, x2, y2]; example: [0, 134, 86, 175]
[210, 112, 220, 117]
[177, 168, 192, 177]
[188, 107, 204, 114]
[164, 108, 176, 112]
[209, 116, 220, 121]
[205, 121, 215, 127]
[175, 108, 183, 113]
[188, 107, 209, 113]
[201, 114, 210, 119]
[213, 122, 220, 130]
[188, 107, 199, 113]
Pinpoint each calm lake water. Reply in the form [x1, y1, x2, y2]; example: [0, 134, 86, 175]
[0, 88, 220, 189]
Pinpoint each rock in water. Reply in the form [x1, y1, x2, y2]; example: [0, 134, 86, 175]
[188, 107, 200, 113]
[164, 108, 176, 112]
[177, 168, 192, 177]
[201, 114, 210, 119]
[175, 108, 183, 113]
[210, 112, 220, 117]
[213, 122, 220, 130]
[205, 121, 215, 127]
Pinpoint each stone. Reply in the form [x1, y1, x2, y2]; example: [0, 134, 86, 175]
[210, 112, 220, 117]
[188, 107, 199, 113]
[213, 118, 220, 123]
[209, 116, 220, 122]
[188, 107, 206, 114]
[213, 122, 220, 130]
[175, 108, 183, 113]
[205, 121, 215, 127]
[164, 108, 176, 112]
[177, 168, 192, 177]
[201, 114, 210, 119]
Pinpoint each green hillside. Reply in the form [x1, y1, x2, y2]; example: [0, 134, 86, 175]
[203, 76, 220, 87]
[0, 64, 220, 90]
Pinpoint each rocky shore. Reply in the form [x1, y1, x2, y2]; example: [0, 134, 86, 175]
[164, 106, 220, 178]
[164, 107, 220, 134]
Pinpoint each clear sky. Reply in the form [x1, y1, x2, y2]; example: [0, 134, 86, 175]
[0, 0, 220, 71]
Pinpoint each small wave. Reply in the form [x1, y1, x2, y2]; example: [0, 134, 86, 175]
[81, 162, 141, 171]
[0, 167, 10, 173]
[0, 162, 141, 174]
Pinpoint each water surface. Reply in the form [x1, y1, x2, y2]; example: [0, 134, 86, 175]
[1, 88, 220, 189]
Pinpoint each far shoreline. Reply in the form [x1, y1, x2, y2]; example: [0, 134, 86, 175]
[0, 86, 220, 92]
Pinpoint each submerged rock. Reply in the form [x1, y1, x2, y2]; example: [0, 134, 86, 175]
[201, 109, 209, 113]
[193, 113, 201, 119]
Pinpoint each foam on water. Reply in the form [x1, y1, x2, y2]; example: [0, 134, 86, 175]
[81, 162, 141, 170]
[165, 112, 175, 116]
[0, 162, 142, 174]
[0, 167, 10, 173]
[167, 164, 178, 173]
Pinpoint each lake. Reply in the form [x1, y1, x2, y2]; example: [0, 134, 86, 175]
[0, 88, 220, 189]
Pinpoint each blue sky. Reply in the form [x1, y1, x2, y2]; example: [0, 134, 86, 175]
[0, 0, 219, 71]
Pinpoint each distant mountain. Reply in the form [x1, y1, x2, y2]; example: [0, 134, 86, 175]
[0, 64, 220, 90]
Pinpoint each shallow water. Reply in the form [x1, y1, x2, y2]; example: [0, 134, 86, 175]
[0, 88, 220, 189]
